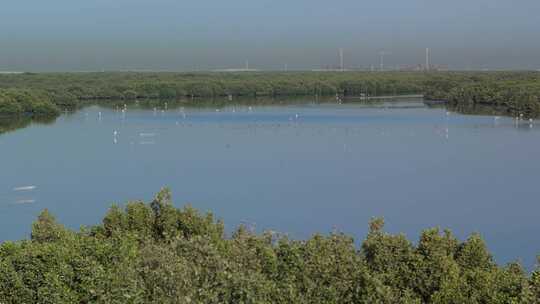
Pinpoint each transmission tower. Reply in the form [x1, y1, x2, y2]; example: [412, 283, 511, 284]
[425, 48, 431, 71]
[339, 48, 344, 71]
[379, 50, 391, 71]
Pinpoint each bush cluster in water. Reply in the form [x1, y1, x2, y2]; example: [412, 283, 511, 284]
[1, 71, 540, 117]
[0, 188, 539, 303]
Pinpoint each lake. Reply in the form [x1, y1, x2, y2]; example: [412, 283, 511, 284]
[1, 98, 539, 269]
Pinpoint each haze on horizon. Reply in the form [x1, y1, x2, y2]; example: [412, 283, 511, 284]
[0, 0, 539, 72]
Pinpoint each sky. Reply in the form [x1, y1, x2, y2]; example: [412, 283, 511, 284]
[0, 0, 539, 71]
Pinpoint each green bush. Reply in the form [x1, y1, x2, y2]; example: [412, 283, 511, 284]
[0, 98, 23, 115]
[0, 89, 60, 116]
[123, 89, 138, 100]
[0, 188, 537, 303]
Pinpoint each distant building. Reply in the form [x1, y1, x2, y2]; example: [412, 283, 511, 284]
[399, 64, 423, 72]
[311, 68, 350, 72]
[211, 68, 260, 72]
[398, 64, 448, 72]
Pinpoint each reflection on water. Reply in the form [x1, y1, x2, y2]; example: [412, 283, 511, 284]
[447, 103, 514, 117]
[1, 98, 539, 270]
[1, 97, 535, 135]
[0, 115, 57, 135]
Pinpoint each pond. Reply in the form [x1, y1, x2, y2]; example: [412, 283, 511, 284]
[1, 98, 539, 269]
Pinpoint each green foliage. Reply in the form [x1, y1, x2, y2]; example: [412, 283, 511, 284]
[424, 72, 540, 117]
[31, 209, 69, 243]
[532, 257, 540, 303]
[123, 89, 138, 100]
[0, 188, 537, 303]
[1, 71, 540, 123]
[0, 88, 60, 116]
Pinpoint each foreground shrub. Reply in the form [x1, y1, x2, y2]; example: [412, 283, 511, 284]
[0, 188, 538, 303]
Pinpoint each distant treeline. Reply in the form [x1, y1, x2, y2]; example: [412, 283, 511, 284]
[1, 71, 540, 117]
[0, 188, 538, 303]
[423, 72, 540, 117]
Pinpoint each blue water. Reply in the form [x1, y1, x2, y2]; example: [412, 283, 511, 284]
[1, 100, 539, 269]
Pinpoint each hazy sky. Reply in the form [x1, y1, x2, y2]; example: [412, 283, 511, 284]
[1, 0, 539, 71]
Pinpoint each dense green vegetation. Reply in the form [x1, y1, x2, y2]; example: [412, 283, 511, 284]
[0, 188, 538, 303]
[0, 72, 426, 101]
[0, 71, 539, 118]
[424, 72, 540, 117]
[0, 89, 60, 117]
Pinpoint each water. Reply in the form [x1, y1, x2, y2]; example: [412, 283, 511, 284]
[1, 99, 539, 269]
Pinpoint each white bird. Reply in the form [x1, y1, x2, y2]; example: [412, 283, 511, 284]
[15, 199, 35, 204]
[13, 186, 36, 191]
[139, 133, 156, 137]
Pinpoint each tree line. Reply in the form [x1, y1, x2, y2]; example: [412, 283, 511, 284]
[0, 188, 538, 303]
[1, 71, 539, 117]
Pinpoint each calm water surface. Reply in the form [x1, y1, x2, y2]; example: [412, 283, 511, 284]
[1, 100, 539, 268]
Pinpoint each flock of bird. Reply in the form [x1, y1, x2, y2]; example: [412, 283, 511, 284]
[9, 185, 36, 205]
[5, 102, 538, 207]
[98, 102, 539, 145]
